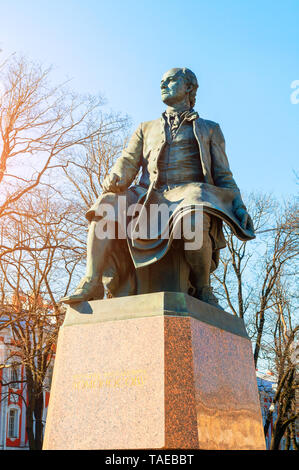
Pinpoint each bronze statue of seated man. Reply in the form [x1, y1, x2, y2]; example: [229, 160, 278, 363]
[61, 68, 254, 308]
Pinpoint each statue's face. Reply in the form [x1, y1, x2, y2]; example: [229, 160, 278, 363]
[160, 68, 188, 106]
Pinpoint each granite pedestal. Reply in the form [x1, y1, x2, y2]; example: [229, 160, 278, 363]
[43, 292, 266, 450]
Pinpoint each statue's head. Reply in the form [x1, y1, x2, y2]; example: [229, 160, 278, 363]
[160, 68, 198, 108]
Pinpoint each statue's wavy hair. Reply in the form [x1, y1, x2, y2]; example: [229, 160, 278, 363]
[181, 68, 198, 108]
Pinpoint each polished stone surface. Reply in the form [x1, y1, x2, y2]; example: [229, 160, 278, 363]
[44, 315, 165, 450]
[190, 317, 265, 449]
[43, 293, 265, 450]
[62, 291, 248, 339]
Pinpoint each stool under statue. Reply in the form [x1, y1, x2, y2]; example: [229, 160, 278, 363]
[43, 68, 266, 450]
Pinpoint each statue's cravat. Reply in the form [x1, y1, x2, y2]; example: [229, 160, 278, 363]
[168, 113, 181, 137]
[165, 109, 199, 138]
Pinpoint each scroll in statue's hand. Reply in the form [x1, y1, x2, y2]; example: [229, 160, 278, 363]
[102, 173, 127, 193]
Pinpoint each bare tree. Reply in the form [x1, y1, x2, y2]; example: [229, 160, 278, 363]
[212, 194, 299, 449]
[263, 281, 298, 450]
[212, 193, 274, 319]
[0, 53, 131, 449]
[0, 54, 128, 221]
[0, 191, 81, 449]
[58, 122, 130, 213]
[252, 203, 298, 367]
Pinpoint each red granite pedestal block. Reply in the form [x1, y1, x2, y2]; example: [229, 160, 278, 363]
[43, 292, 266, 450]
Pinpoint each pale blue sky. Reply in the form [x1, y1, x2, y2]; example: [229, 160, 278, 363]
[1, 0, 298, 197]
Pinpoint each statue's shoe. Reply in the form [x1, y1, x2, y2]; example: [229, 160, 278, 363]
[60, 276, 104, 304]
[196, 286, 224, 311]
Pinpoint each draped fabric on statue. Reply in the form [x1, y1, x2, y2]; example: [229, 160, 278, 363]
[86, 113, 254, 272]
[86, 181, 254, 271]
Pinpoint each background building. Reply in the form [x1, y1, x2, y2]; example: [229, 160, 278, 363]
[0, 328, 50, 450]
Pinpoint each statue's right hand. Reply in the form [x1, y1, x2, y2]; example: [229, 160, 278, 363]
[102, 173, 126, 193]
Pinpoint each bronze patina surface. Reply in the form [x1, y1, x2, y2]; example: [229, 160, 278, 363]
[61, 67, 254, 308]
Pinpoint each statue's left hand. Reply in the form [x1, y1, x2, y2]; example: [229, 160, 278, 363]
[234, 207, 254, 231]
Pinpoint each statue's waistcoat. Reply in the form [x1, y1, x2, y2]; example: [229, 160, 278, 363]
[156, 120, 204, 188]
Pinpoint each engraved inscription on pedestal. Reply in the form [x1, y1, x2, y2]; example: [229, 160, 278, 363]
[72, 369, 148, 390]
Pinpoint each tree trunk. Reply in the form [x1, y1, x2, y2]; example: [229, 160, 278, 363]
[34, 389, 44, 450]
[270, 419, 288, 450]
[290, 422, 299, 450]
[25, 404, 35, 450]
[264, 408, 274, 438]
[25, 368, 37, 450]
[254, 307, 265, 367]
[25, 379, 36, 450]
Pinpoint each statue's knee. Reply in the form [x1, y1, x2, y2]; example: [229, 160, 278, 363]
[182, 211, 211, 242]
[99, 192, 119, 206]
